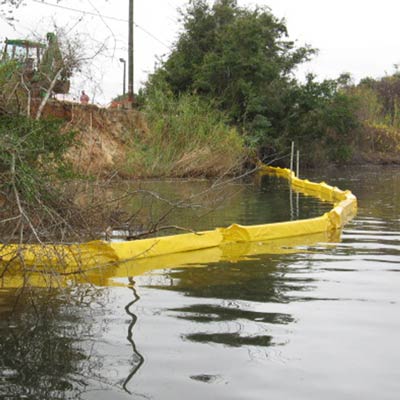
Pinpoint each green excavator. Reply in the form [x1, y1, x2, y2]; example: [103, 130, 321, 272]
[1, 32, 71, 97]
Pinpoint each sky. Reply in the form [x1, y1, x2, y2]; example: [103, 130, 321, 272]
[2, 0, 400, 104]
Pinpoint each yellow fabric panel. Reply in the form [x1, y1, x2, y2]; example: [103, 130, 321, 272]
[1, 231, 345, 289]
[108, 229, 223, 261]
[0, 240, 118, 269]
[219, 216, 330, 243]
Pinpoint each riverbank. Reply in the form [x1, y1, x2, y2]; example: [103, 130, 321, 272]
[42, 100, 400, 180]
[0, 106, 245, 247]
[41, 100, 246, 179]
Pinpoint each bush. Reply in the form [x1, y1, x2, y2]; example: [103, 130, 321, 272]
[349, 75, 400, 160]
[0, 115, 78, 242]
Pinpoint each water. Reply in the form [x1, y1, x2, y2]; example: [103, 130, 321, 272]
[1, 166, 399, 400]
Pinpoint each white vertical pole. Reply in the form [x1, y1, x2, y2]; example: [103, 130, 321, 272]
[290, 141, 295, 172]
[290, 184, 294, 220]
[296, 150, 300, 217]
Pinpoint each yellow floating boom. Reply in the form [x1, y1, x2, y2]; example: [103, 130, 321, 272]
[0, 166, 357, 269]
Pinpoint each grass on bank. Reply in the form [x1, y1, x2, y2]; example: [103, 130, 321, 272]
[119, 89, 246, 178]
[351, 85, 400, 162]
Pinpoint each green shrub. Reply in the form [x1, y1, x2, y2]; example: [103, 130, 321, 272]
[0, 115, 78, 241]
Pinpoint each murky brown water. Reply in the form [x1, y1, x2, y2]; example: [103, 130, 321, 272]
[1, 165, 399, 400]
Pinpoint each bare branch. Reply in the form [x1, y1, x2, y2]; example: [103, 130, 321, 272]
[35, 68, 63, 120]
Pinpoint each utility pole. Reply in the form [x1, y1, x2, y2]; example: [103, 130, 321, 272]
[128, 0, 134, 104]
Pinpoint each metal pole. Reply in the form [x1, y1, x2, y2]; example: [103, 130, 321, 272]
[296, 149, 300, 218]
[290, 184, 294, 220]
[289, 142, 295, 219]
[128, 0, 134, 104]
[290, 141, 295, 173]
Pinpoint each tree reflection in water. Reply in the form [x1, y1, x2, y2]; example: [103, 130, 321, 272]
[0, 286, 102, 399]
[122, 278, 145, 393]
[143, 254, 315, 349]
[0, 283, 145, 399]
[0, 238, 329, 396]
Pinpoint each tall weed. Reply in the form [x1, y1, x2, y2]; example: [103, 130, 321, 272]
[351, 84, 400, 156]
[122, 89, 245, 177]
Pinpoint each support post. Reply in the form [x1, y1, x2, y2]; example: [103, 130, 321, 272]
[289, 141, 295, 218]
[290, 184, 294, 220]
[290, 141, 295, 173]
[296, 150, 300, 178]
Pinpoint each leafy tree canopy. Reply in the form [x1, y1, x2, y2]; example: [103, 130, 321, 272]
[154, 0, 314, 124]
[146, 0, 359, 164]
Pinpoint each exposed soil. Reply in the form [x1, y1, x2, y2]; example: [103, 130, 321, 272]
[34, 100, 400, 179]
[37, 100, 148, 177]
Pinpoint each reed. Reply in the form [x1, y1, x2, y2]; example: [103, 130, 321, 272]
[120, 90, 246, 178]
[351, 85, 400, 158]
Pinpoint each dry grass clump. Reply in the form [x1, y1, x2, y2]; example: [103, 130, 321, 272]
[357, 123, 400, 163]
[350, 82, 400, 163]
[118, 91, 246, 178]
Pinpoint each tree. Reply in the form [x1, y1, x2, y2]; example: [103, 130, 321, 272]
[282, 74, 359, 163]
[146, 0, 359, 164]
[148, 0, 315, 144]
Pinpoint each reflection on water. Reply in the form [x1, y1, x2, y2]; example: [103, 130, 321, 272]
[0, 287, 102, 399]
[170, 304, 294, 324]
[0, 285, 145, 399]
[1, 166, 400, 399]
[123, 279, 144, 393]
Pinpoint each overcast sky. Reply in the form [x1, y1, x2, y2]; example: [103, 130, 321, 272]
[2, 0, 400, 104]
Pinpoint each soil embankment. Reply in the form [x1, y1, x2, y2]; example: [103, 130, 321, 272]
[37, 100, 147, 177]
[38, 99, 246, 178]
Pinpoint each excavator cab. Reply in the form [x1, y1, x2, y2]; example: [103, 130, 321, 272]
[1, 38, 46, 81]
[1, 38, 46, 64]
[1, 33, 70, 95]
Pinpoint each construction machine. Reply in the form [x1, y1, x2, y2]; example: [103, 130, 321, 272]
[1, 32, 71, 97]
